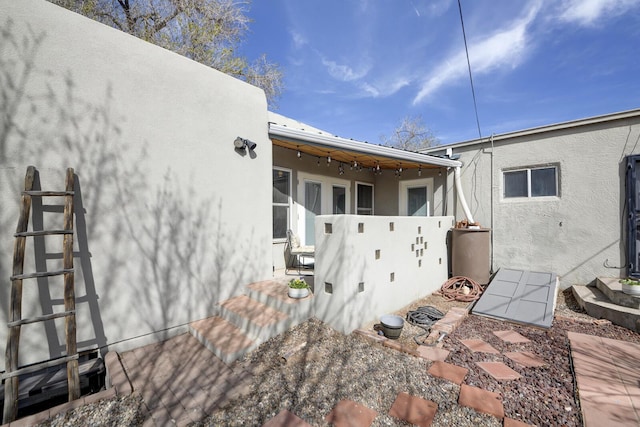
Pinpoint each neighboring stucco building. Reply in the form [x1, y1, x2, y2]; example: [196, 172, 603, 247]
[426, 109, 640, 289]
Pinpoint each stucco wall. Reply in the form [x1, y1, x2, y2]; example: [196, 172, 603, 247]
[0, 0, 272, 371]
[434, 116, 640, 288]
[313, 215, 453, 333]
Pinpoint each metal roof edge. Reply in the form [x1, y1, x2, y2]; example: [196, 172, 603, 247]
[269, 123, 462, 168]
[422, 107, 640, 153]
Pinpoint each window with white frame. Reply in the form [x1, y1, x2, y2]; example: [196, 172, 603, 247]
[273, 168, 291, 239]
[503, 166, 558, 198]
[356, 182, 374, 215]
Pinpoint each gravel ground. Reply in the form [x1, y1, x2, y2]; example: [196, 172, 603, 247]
[36, 289, 640, 426]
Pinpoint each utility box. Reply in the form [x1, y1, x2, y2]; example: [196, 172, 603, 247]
[451, 228, 491, 285]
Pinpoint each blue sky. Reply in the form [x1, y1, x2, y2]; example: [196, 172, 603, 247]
[239, 0, 640, 146]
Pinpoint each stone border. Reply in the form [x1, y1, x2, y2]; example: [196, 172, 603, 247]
[354, 306, 471, 358]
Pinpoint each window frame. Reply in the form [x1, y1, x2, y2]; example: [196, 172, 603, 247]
[502, 165, 559, 200]
[272, 166, 292, 242]
[399, 177, 434, 216]
[356, 182, 374, 215]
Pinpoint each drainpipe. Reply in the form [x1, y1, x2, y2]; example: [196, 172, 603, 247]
[454, 165, 475, 225]
[490, 133, 495, 272]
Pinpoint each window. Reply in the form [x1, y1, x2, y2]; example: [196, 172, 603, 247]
[273, 168, 291, 239]
[407, 187, 428, 216]
[504, 166, 557, 198]
[356, 183, 374, 215]
[332, 185, 346, 214]
[399, 178, 432, 216]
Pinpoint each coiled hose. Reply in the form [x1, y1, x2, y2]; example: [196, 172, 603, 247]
[440, 276, 483, 302]
[406, 306, 444, 345]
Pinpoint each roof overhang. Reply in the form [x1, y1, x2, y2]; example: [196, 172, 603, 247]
[269, 123, 462, 170]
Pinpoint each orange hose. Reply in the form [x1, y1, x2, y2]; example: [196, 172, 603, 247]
[440, 276, 483, 302]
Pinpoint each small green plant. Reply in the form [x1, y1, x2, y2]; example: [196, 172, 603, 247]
[288, 278, 309, 289]
[620, 278, 640, 286]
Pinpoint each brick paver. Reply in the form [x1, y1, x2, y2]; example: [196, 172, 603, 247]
[458, 384, 504, 419]
[417, 346, 450, 361]
[459, 339, 500, 354]
[476, 362, 522, 381]
[493, 330, 530, 343]
[428, 361, 469, 385]
[325, 399, 377, 427]
[263, 409, 313, 427]
[389, 392, 438, 427]
[504, 351, 546, 368]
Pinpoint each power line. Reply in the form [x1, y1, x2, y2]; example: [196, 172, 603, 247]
[457, 0, 482, 139]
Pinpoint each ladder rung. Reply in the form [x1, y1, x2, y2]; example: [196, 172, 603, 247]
[1, 354, 79, 380]
[10, 269, 74, 280]
[22, 191, 74, 197]
[7, 310, 76, 328]
[14, 230, 73, 237]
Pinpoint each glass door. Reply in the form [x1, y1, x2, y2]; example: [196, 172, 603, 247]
[304, 181, 321, 245]
[297, 173, 351, 245]
[407, 186, 428, 216]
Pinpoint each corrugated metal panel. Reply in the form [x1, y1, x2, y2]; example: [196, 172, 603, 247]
[472, 269, 558, 328]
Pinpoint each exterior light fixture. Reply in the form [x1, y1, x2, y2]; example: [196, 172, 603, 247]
[418, 166, 422, 177]
[234, 136, 257, 151]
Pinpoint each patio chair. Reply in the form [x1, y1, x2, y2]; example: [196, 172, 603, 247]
[286, 229, 315, 274]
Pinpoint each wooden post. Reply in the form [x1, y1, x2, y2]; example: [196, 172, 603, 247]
[63, 168, 80, 401]
[3, 166, 35, 424]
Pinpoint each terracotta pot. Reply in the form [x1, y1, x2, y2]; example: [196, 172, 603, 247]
[288, 287, 310, 299]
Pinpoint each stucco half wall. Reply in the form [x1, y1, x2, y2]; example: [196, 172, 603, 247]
[0, 0, 272, 371]
[429, 112, 640, 288]
[313, 215, 454, 334]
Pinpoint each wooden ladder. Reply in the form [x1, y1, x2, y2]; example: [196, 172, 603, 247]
[2, 166, 80, 424]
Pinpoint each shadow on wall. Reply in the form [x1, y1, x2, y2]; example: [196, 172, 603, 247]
[0, 17, 260, 365]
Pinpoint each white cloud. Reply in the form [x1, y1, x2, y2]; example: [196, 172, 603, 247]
[289, 29, 307, 49]
[427, 0, 453, 17]
[558, 0, 639, 26]
[321, 58, 370, 82]
[358, 77, 410, 98]
[413, 1, 541, 105]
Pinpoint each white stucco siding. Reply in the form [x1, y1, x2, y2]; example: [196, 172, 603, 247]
[445, 118, 640, 288]
[0, 0, 272, 371]
[313, 215, 453, 334]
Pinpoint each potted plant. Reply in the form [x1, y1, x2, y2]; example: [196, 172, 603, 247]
[619, 278, 640, 296]
[288, 278, 310, 299]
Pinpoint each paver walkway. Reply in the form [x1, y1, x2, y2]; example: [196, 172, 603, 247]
[568, 331, 640, 426]
[119, 333, 253, 426]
